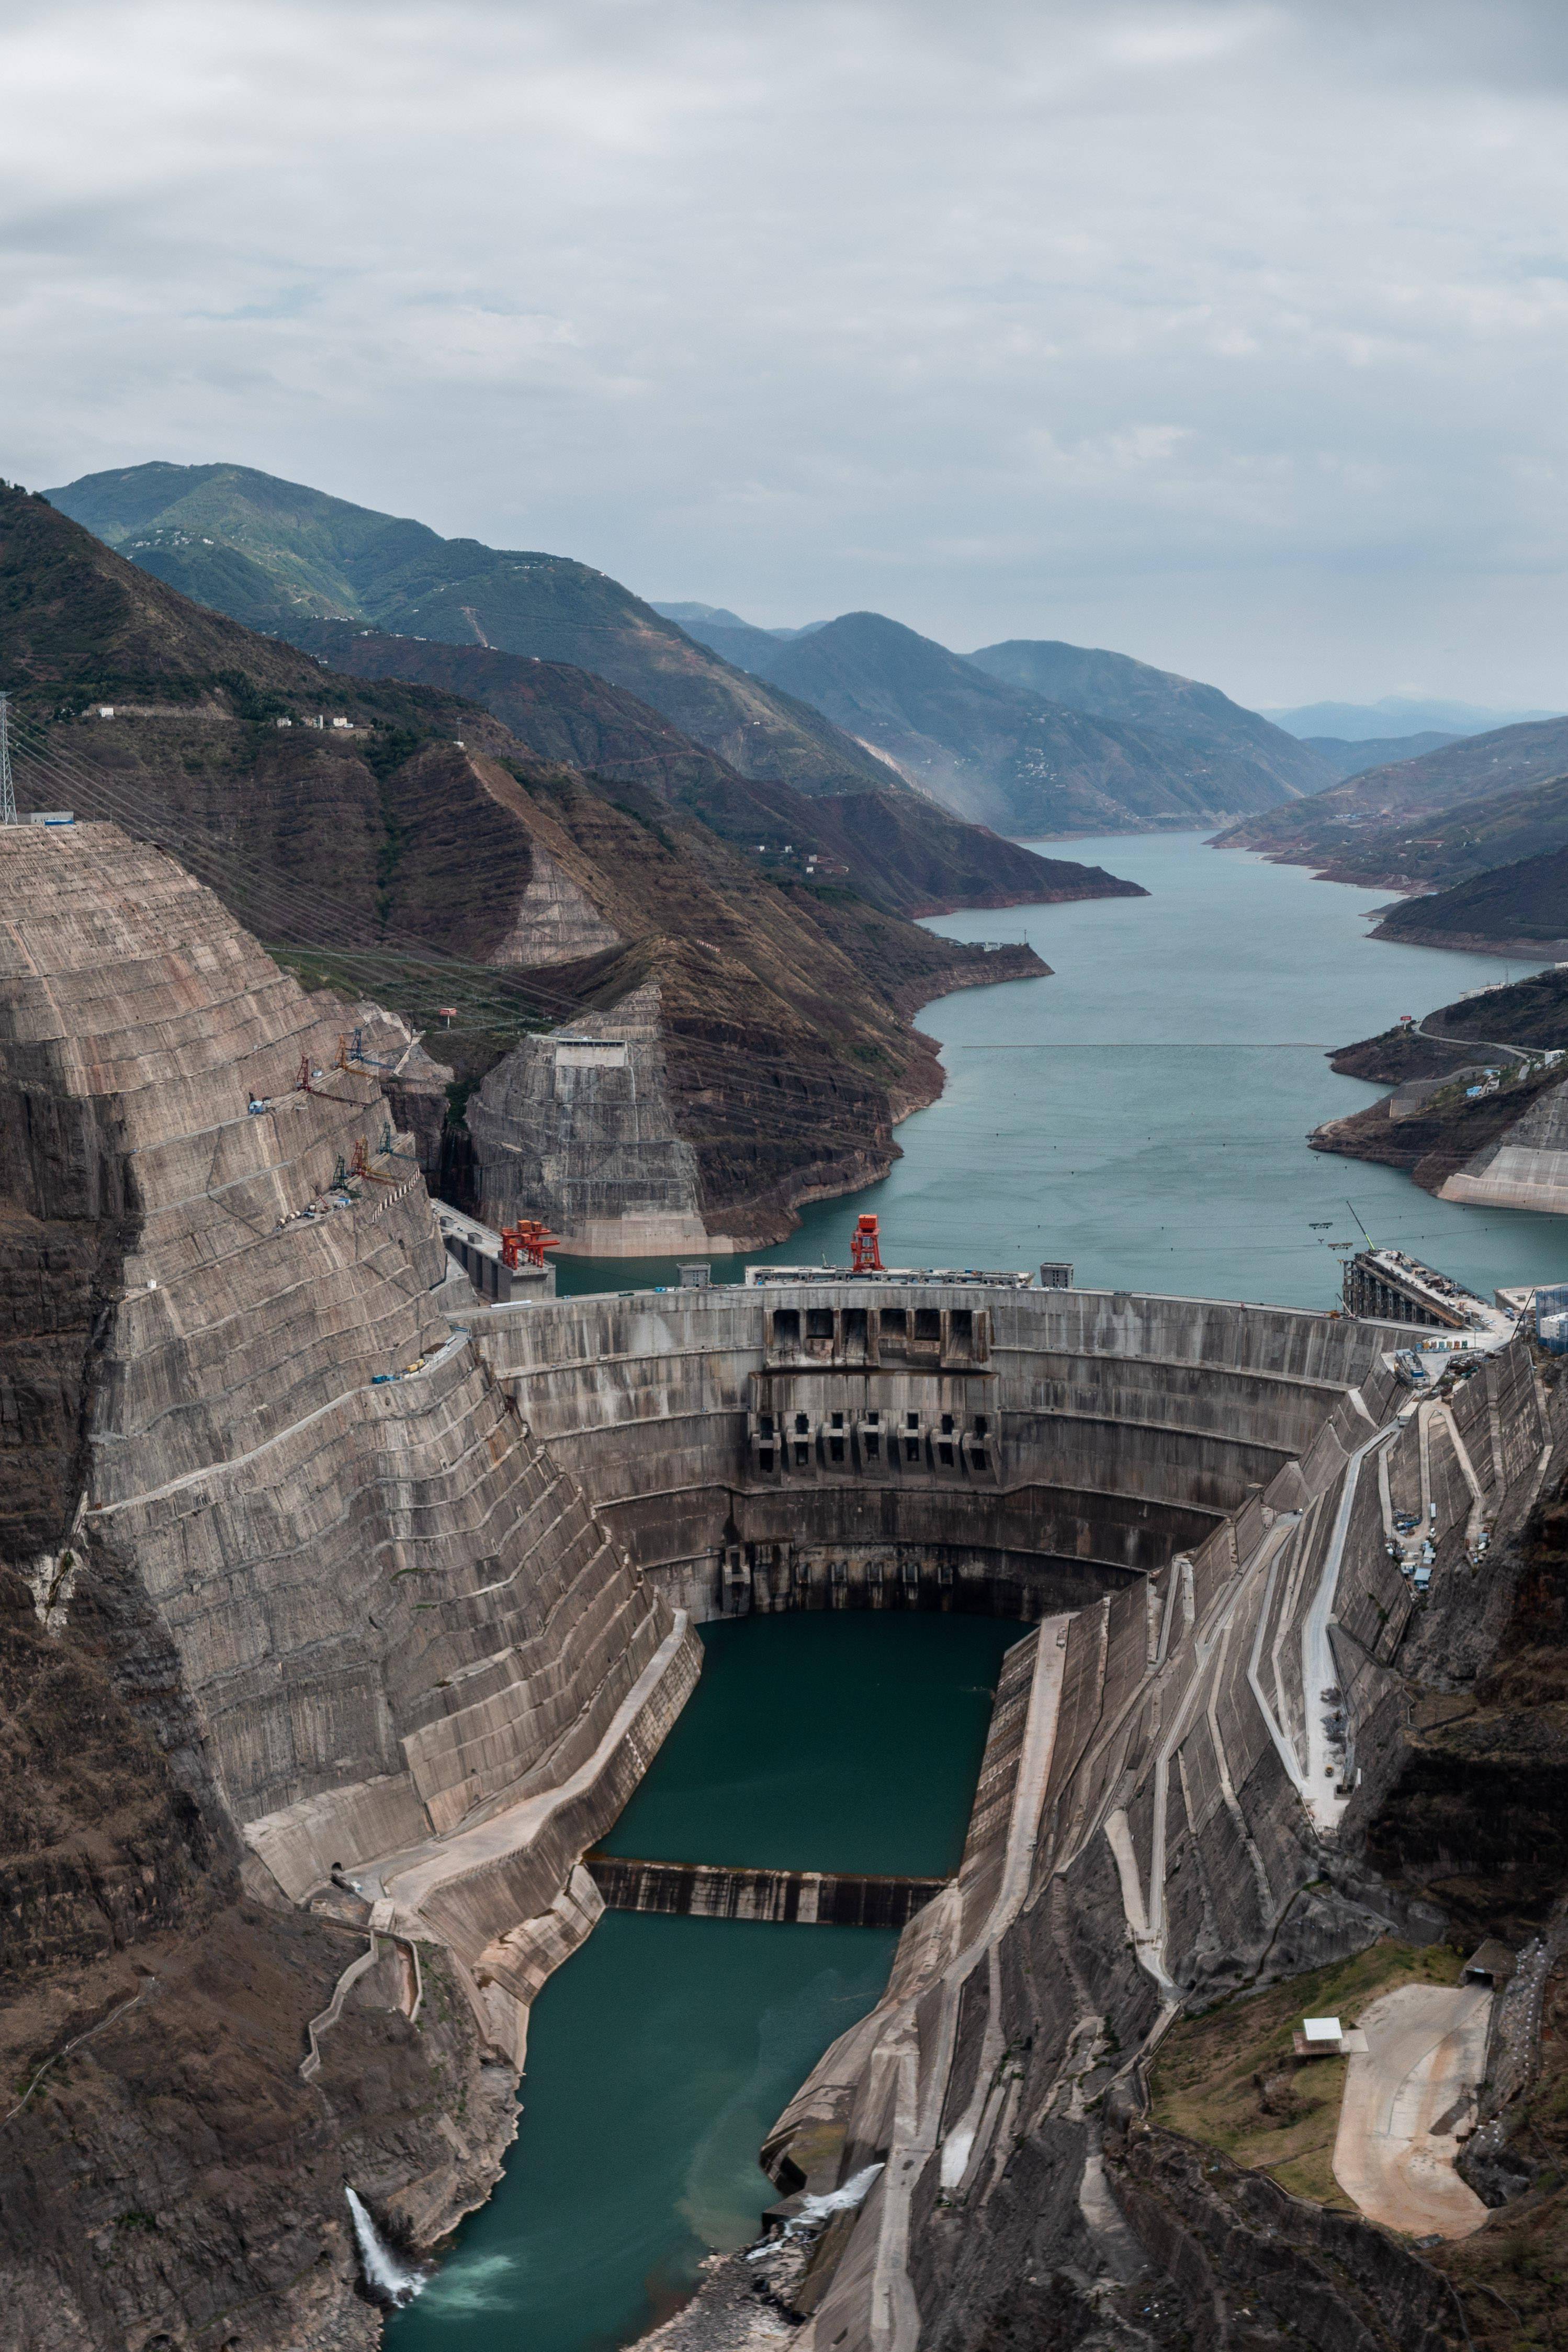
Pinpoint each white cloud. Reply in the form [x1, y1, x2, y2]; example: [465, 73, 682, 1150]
[2, 0, 1567, 702]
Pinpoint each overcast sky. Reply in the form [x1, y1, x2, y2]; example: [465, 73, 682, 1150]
[5, 0, 1568, 705]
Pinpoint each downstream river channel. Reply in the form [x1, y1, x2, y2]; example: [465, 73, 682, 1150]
[389, 1616, 1019, 2350]
[400, 831, 1568, 2348]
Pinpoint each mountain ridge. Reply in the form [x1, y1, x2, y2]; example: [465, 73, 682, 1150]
[967, 635, 1331, 801]
[670, 603, 1330, 828]
[661, 606, 1310, 833]
[3, 479, 1132, 1251]
[290, 617, 1140, 921]
[1264, 695, 1561, 740]
[1214, 716, 1568, 876]
[1370, 845, 1568, 956]
[45, 462, 895, 797]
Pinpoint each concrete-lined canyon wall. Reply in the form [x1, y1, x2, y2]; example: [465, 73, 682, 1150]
[466, 983, 723, 1258]
[7, 820, 1558, 2352]
[0, 825, 697, 2350]
[749, 1322, 1559, 2352]
[0, 828, 677, 1890]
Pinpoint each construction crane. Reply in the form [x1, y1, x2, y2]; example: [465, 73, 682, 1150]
[350, 1135, 397, 1185]
[850, 1213, 884, 1273]
[335, 1027, 399, 1074]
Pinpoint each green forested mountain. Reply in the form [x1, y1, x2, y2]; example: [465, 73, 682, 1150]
[52, 464, 1325, 837]
[667, 605, 1330, 830]
[967, 637, 1332, 801]
[2, 482, 1146, 1212]
[46, 462, 891, 794]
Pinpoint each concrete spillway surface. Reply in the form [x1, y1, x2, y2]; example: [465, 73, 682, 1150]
[1332, 1984, 1493, 2239]
[386, 1613, 1021, 2352]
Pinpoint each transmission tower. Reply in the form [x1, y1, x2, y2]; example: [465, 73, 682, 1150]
[0, 695, 13, 826]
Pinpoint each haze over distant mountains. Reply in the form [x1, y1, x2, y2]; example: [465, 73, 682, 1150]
[50, 461, 1560, 852]
[659, 602, 1335, 831]
[49, 462, 1335, 837]
[1262, 695, 1561, 740]
[1299, 730, 1461, 781]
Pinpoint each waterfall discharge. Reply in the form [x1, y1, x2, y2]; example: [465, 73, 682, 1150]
[346, 2187, 427, 2306]
[747, 2162, 885, 2256]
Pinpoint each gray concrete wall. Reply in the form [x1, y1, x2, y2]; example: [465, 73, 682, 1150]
[0, 826, 673, 1914]
[465, 1283, 1389, 1620]
[761, 1319, 1560, 2352]
[466, 983, 723, 1255]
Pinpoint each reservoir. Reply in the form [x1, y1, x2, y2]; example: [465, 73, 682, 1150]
[557, 831, 1568, 1304]
[401, 832, 1568, 2349]
[387, 1613, 1021, 2352]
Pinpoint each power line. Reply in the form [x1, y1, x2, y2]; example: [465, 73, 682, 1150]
[0, 695, 14, 827]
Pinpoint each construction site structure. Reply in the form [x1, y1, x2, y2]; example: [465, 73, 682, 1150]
[850, 1214, 885, 1274]
[501, 1218, 559, 1271]
[348, 1135, 398, 1185]
[337, 1027, 398, 1074]
[1340, 1248, 1513, 1340]
[748, 1264, 1034, 1288]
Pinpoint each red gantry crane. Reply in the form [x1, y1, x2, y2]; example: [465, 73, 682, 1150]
[501, 1218, 559, 1270]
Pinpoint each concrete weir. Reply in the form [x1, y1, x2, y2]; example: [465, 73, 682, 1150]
[4, 824, 1562, 2347]
[584, 1855, 949, 1930]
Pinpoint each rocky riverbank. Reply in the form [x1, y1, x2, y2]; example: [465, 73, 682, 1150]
[1311, 970, 1568, 1207]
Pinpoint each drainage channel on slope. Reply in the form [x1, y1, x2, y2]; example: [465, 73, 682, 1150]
[386, 1609, 1023, 2352]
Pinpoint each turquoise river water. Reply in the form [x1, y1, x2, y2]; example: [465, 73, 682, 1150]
[389, 1616, 1019, 2351]
[396, 831, 1568, 2348]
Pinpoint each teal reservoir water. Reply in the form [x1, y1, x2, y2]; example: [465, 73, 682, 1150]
[388, 1614, 1023, 2352]
[600, 1612, 1020, 1877]
[555, 833, 1568, 1307]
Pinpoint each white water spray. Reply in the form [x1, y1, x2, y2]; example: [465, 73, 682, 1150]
[746, 2162, 884, 2256]
[345, 2186, 427, 2307]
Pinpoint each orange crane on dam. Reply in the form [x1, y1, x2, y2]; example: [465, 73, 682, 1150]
[850, 1213, 885, 1273]
[501, 1218, 558, 1270]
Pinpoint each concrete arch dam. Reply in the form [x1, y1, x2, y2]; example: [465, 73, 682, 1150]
[460, 1279, 1559, 2348]
[460, 1281, 1401, 1626]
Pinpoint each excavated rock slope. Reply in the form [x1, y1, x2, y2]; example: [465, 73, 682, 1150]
[0, 822, 694, 2349]
[509, 1286, 1554, 2352]
[758, 1338, 1558, 2352]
